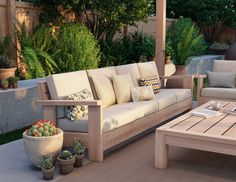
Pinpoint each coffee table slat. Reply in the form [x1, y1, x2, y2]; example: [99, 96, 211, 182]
[171, 116, 204, 131]
[223, 124, 236, 137]
[205, 115, 236, 136]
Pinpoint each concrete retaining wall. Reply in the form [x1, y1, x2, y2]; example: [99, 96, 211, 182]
[0, 79, 43, 134]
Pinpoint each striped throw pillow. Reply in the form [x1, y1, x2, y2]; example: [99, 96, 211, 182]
[139, 75, 160, 94]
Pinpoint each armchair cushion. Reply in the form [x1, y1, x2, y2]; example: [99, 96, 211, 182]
[201, 87, 236, 100]
[207, 71, 236, 88]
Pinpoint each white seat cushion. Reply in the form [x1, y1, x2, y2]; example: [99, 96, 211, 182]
[154, 90, 177, 110]
[201, 87, 236, 100]
[58, 100, 159, 133]
[160, 89, 192, 102]
[115, 63, 141, 86]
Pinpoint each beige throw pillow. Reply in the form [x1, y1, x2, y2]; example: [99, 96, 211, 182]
[131, 86, 155, 102]
[91, 75, 116, 107]
[113, 74, 134, 104]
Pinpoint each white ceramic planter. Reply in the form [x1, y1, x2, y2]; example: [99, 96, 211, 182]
[23, 129, 63, 167]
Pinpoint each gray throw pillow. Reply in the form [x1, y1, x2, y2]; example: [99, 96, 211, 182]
[207, 71, 236, 88]
[64, 89, 92, 120]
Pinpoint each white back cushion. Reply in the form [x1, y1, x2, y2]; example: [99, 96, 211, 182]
[137, 61, 160, 79]
[115, 63, 141, 87]
[47, 71, 94, 100]
[213, 60, 236, 72]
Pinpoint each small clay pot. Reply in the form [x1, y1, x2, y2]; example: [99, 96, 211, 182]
[42, 166, 55, 180]
[57, 156, 75, 175]
[74, 154, 83, 168]
[12, 82, 17, 89]
[165, 56, 171, 64]
[2, 83, 8, 90]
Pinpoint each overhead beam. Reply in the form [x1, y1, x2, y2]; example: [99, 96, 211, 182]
[156, 0, 166, 76]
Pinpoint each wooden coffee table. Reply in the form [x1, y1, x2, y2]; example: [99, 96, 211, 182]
[155, 100, 236, 169]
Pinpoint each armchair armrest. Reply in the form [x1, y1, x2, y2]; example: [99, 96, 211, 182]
[159, 75, 194, 90]
[36, 100, 102, 106]
[194, 74, 207, 101]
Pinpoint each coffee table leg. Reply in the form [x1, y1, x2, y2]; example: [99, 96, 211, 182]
[155, 132, 168, 169]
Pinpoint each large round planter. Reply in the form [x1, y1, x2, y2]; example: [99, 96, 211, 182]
[23, 129, 63, 168]
[225, 42, 236, 60]
[0, 67, 17, 80]
[57, 156, 75, 175]
[166, 65, 187, 88]
[42, 166, 55, 180]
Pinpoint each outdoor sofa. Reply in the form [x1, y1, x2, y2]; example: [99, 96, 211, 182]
[197, 60, 236, 105]
[37, 61, 193, 161]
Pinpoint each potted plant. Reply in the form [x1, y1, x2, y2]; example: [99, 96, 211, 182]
[0, 36, 17, 80]
[165, 39, 173, 64]
[8, 77, 19, 88]
[1, 79, 9, 90]
[57, 150, 75, 175]
[23, 120, 63, 167]
[71, 140, 85, 167]
[40, 154, 55, 180]
[166, 17, 207, 87]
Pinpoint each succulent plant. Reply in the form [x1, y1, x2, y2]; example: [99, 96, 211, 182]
[0, 55, 13, 69]
[1, 79, 8, 85]
[26, 120, 60, 137]
[40, 154, 54, 169]
[71, 139, 85, 155]
[8, 77, 19, 83]
[60, 150, 73, 160]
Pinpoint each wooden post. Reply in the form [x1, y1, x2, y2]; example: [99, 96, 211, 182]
[156, 0, 166, 76]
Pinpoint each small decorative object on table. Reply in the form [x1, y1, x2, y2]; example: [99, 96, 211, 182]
[224, 107, 236, 116]
[208, 102, 222, 111]
[57, 150, 75, 175]
[23, 120, 63, 167]
[1, 79, 9, 90]
[40, 154, 55, 180]
[72, 139, 85, 167]
[8, 76, 19, 88]
[191, 109, 222, 118]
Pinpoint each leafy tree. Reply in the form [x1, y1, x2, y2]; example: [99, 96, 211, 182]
[167, 0, 236, 43]
[32, 0, 149, 41]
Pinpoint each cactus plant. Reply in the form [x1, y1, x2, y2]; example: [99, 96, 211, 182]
[40, 154, 55, 180]
[72, 140, 85, 155]
[26, 120, 60, 137]
[58, 150, 75, 175]
[60, 150, 73, 160]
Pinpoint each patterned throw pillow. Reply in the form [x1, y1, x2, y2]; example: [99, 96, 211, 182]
[207, 71, 236, 88]
[131, 86, 155, 102]
[64, 89, 92, 120]
[139, 75, 160, 94]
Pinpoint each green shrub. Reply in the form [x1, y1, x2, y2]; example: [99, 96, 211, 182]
[100, 31, 155, 67]
[54, 23, 100, 72]
[167, 17, 207, 65]
[16, 23, 57, 79]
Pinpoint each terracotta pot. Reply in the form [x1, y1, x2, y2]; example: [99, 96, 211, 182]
[165, 56, 171, 64]
[42, 166, 55, 180]
[23, 129, 63, 167]
[0, 68, 17, 80]
[57, 156, 75, 175]
[166, 65, 187, 88]
[1, 83, 8, 90]
[74, 154, 83, 167]
[9, 82, 18, 89]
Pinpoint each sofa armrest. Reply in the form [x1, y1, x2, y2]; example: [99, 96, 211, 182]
[159, 75, 194, 90]
[36, 100, 102, 106]
[194, 74, 207, 101]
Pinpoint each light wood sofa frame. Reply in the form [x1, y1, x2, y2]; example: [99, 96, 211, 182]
[37, 75, 194, 162]
[196, 74, 236, 105]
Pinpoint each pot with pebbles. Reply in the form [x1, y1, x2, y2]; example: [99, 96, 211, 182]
[57, 150, 75, 175]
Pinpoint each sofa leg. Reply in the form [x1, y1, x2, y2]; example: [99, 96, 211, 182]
[88, 105, 103, 162]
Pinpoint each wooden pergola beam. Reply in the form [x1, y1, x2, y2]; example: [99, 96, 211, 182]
[155, 0, 166, 76]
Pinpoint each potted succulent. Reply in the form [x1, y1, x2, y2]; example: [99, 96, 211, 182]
[23, 120, 63, 167]
[40, 154, 55, 180]
[57, 150, 75, 175]
[8, 76, 19, 88]
[72, 140, 85, 167]
[0, 36, 17, 80]
[1, 79, 9, 90]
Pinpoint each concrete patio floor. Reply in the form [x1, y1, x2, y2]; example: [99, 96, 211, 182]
[1, 131, 236, 182]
